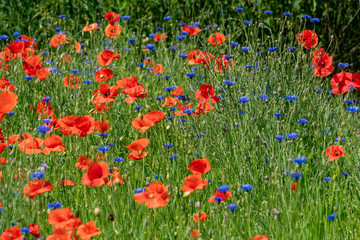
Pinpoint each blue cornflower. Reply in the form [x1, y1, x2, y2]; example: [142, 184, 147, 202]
[314, 88, 323, 93]
[227, 204, 238, 211]
[37, 125, 50, 134]
[240, 184, 253, 191]
[84, 80, 92, 84]
[290, 172, 303, 179]
[164, 143, 174, 149]
[241, 46, 250, 52]
[238, 96, 250, 103]
[7, 111, 14, 116]
[346, 106, 359, 112]
[244, 20, 252, 25]
[145, 44, 155, 50]
[71, 69, 79, 74]
[327, 214, 338, 220]
[169, 154, 178, 160]
[268, 47, 278, 52]
[42, 95, 51, 101]
[113, 157, 123, 162]
[274, 113, 282, 117]
[163, 75, 172, 80]
[135, 106, 142, 111]
[25, 76, 33, 81]
[236, 8, 244, 12]
[128, 39, 135, 44]
[218, 185, 230, 193]
[288, 46, 296, 51]
[310, 18, 320, 23]
[284, 12, 292, 17]
[121, 16, 130, 20]
[292, 157, 307, 165]
[245, 65, 253, 69]
[170, 107, 176, 111]
[43, 119, 53, 124]
[55, 27, 62, 31]
[21, 227, 30, 234]
[303, 15, 312, 19]
[164, 85, 177, 92]
[148, 33, 156, 38]
[134, 188, 145, 194]
[231, 41, 239, 47]
[224, 80, 234, 86]
[176, 35, 186, 40]
[179, 22, 185, 26]
[183, 108, 194, 115]
[163, 16, 171, 21]
[0, 208, 4, 213]
[48, 201, 63, 209]
[98, 146, 110, 152]
[0, 35, 9, 40]
[186, 72, 196, 78]
[265, 157, 269, 163]
[214, 196, 223, 202]
[178, 54, 187, 60]
[323, 177, 331, 182]
[58, 15, 67, 19]
[335, 137, 346, 142]
[287, 132, 299, 139]
[341, 171, 350, 176]
[180, 31, 189, 35]
[338, 62, 349, 67]
[157, 27, 163, 31]
[156, 96, 164, 101]
[259, 94, 269, 102]
[298, 118, 309, 124]
[264, 10, 273, 15]
[274, 135, 285, 141]
[29, 171, 45, 179]
[285, 95, 297, 102]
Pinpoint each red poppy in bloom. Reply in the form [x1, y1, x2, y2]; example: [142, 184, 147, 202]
[181, 25, 201, 35]
[122, 85, 148, 103]
[0, 90, 18, 123]
[74, 115, 95, 137]
[95, 119, 111, 133]
[58, 115, 78, 136]
[7, 41, 24, 54]
[23, 55, 42, 76]
[63, 74, 81, 89]
[189, 51, 214, 67]
[98, 50, 120, 66]
[42, 135, 66, 155]
[296, 30, 318, 49]
[134, 181, 171, 208]
[186, 158, 211, 175]
[77, 221, 102, 240]
[23, 179, 53, 199]
[18, 137, 43, 154]
[214, 55, 234, 73]
[0, 143, 6, 155]
[330, 72, 360, 95]
[83, 23, 99, 32]
[104, 24, 122, 38]
[94, 68, 115, 82]
[81, 162, 109, 187]
[152, 64, 165, 74]
[75, 42, 81, 53]
[0, 226, 22, 240]
[208, 32, 226, 46]
[154, 33, 168, 42]
[162, 96, 178, 107]
[48, 208, 82, 229]
[171, 86, 183, 96]
[92, 83, 119, 103]
[0, 157, 6, 165]
[0, 78, 16, 91]
[249, 235, 270, 240]
[312, 48, 334, 77]
[132, 111, 167, 133]
[46, 227, 74, 240]
[180, 175, 208, 193]
[187, 50, 201, 61]
[125, 138, 150, 160]
[208, 189, 232, 203]
[35, 96, 54, 117]
[192, 212, 209, 223]
[35, 67, 50, 83]
[116, 76, 140, 89]
[105, 11, 120, 25]
[50, 33, 71, 48]
[28, 224, 40, 238]
[325, 145, 346, 161]
[190, 229, 200, 238]
[291, 182, 297, 191]
[143, 58, 152, 65]
[58, 179, 75, 187]
[75, 156, 94, 170]
[194, 84, 220, 115]
[107, 168, 125, 186]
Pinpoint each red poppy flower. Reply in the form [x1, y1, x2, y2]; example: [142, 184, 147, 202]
[42, 135, 65, 155]
[0, 90, 18, 123]
[105, 11, 120, 25]
[132, 111, 167, 133]
[28, 224, 40, 238]
[98, 50, 120, 66]
[35, 67, 50, 83]
[0, 78, 16, 91]
[92, 83, 119, 103]
[154, 33, 168, 42]
[105, 24, 122, 38]
[325, 145, 346, 161]
[48, 208, 82, 229]
[192, 212, 209, 223]
[83, 23, 99, 32]
[208, 189, 232, 203]
[181, 25, 201, 35]
[63, 74, 81, 89]
[35, 96, 54, 117]
[7, 41, 24, 54]
[171, 86, 183, 96]
[23, 55, 42, 76]
[186, 158, 211, 175]
[95, 119, 111, 133]
[75, 156, 94, 170]
[291, 182, 297, 190]
[296, 30, 318, 49]
[330, 72, 360, 95]
[122, 85, 148, 103]
[162, 96, 178, 107]
[312, 48, 334, 77]
[107, 171, 125, 186]
[180, 175, 208, 193]
[152, 64, 165, 74]
[116, 76, 139, 89]
[58, 179, 75, 187]
[134, 182, 171, 208]
[74, 115, 95, 137]
[190, 229, 200, 238]
[208, 32, 226, 46]
[249, 235, 270, 240]
[125, 138, 150, 160]
[214, 55, 234, 73]
[81, 162, 109, 187]
[143, 58, 152, 65]
[50, 33, 71, 48]
[75, 42, 81, 53]
[188, 51, 213, 67]
[58, 115, 78, 136]
[23, 179, 53, 199]
[94, 68, 115, 82]
[77, 221, 102, 240]
[0, 157, 6, 165]
[46, 227, 74, 240]
[0, 226, 22, 240]
[18, 137, 43, 154]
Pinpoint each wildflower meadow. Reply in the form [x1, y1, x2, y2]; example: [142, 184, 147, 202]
[0, 3, 359, 240]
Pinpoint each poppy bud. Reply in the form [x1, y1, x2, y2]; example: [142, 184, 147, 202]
[108, 213, 114, 221]
[183, 191, 192, 198]
[94, 207, 101, 216]
[166, 125, 171, 130]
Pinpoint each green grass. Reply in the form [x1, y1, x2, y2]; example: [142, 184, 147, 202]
[0, 5, 360, 240]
